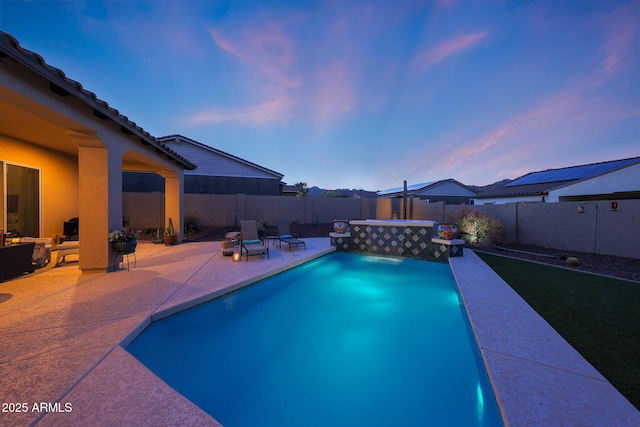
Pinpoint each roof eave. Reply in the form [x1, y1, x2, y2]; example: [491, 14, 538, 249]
[0, 31, 197, 171]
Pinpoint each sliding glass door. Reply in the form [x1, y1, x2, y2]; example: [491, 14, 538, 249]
[2, 162, 41, 237]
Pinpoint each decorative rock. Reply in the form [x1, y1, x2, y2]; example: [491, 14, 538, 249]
[567, 257, 580, 267]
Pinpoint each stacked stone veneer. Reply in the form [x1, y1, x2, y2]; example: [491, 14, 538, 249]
[345, 221, 463, 262]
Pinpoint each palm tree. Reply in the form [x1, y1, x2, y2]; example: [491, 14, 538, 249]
[295, 182, 309, 197]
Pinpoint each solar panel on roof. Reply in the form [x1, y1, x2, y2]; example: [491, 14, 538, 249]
[378, 181, 435, 195]
[505, 158, 639, 186]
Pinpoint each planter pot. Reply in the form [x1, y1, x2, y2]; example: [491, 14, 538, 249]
[437, 224, 457, 240]
[164, 235, 176, 246]
[113, 240, 137, 253]
[333, 220, 348, 234]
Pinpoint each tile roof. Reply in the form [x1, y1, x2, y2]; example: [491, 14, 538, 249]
[0, 31, 196, 170]
[475, 181, 575, 198]
[158, 134, 283, 179]
[378, 179, 477, 197]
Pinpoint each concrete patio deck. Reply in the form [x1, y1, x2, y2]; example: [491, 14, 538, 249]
[0, 240, 638, 426]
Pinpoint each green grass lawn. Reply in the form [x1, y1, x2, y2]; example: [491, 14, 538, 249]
[476, 252, 640, 411]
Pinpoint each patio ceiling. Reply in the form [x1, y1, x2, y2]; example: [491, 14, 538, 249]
[1, 85, 177, 173]
[0, 85, 84, 156]
[1, 30, 196, 171]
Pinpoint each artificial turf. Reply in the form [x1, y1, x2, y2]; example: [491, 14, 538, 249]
[476, 252, 640, 411]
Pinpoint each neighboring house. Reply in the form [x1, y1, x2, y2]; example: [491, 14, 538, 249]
[378, 179, 478, 204]
[0, 31, 195, 272]
[124, 134, 284, 195]
[474, 157, 640, 205]
[282, 185, 299, 196]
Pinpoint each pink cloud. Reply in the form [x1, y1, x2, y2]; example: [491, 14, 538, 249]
[438, 0, 456, 8]
[186, 93, 296, 125]
[398, 86, 590, 183]
[209, 22, 301, 92]
[412, 31, 489, 72]
[595, 4, 639, 80]
[310, 63, 357, 123]
[193, 22, 303, 126]
[97, 2, 208, 60]
[209, 27, 244, 58]
[203, 16, 363, 126]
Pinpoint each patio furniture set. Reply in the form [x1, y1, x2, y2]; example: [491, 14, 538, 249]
[223, 220, 307, 261]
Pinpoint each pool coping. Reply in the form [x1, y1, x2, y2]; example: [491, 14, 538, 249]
[449, 250, 640, 426]
[119, 247, 335, 348]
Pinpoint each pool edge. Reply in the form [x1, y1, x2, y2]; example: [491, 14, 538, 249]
[449, 249, 640, 426]
[119, 247, 336, 349]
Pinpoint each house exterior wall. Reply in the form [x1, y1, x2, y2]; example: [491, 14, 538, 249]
[549, 163, 640, 201]
[1, 135, 79, 240]
[474, 195, 545, 205]
[415, 195, 475, 204]
[122, 172, 282, 195]
[184, 175, 281, 195]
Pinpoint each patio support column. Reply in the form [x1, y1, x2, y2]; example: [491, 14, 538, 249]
[161, 171, 183, 243]
[68, 130, 113, 273]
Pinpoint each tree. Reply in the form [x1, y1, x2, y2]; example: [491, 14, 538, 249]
[295, 182, 309, 197]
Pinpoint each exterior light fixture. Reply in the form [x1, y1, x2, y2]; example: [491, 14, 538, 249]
[611, 201, 618, 211]
[577, 205, 586, 214]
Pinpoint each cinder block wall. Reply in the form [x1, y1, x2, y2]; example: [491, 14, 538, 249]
[124, 193, 639, 259]
[513, 200, 639, 258]
[125, 193, 376, 229]
[440, 200, 639, 259]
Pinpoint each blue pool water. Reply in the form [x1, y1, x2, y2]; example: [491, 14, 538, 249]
[127, 252, 503, 426]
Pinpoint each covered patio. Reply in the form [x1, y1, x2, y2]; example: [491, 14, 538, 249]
[1, 31, 194, 273]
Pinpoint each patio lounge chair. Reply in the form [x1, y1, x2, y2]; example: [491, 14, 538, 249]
[240, 220, 269, 261]
[276, 219, 306, 251]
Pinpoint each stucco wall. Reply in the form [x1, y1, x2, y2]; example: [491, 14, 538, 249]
[1, 135, 79, 239]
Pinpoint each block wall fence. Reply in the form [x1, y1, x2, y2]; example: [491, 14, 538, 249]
[123, 193, 639, 259]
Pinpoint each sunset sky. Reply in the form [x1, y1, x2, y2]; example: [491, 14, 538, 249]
[2, 0, 638, 190]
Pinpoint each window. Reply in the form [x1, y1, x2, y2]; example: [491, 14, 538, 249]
[2, 161, 41, 237]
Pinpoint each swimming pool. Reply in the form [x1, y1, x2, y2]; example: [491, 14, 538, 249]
[127, 252, 503, 426]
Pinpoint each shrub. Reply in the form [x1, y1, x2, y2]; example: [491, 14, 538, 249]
[450, 206, 504, 246]
[567, 257, 580, 267]
[183, 214, 202, 240]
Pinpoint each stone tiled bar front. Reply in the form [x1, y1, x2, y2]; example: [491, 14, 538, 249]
[339, 220, 464, 262]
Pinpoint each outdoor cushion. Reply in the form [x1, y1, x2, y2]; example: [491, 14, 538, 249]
[276, 219, 306, 251]
[240, 220, 270, 261]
